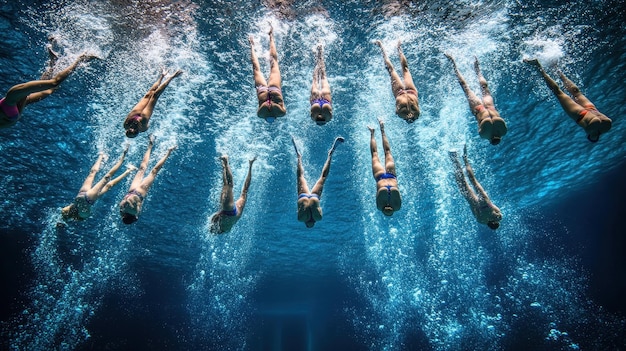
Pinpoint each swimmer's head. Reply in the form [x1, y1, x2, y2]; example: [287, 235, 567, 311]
[126, 117, 141, 138]
[490, 136, 501, 145]
[121, 212, 138, 224]
[397, 103, 420, 123]
[265, 117, 275, 123]
[305, 217, 316, 228]
[316, 117, 327, 126]
[382, 206, 394, 216]
[312, 113, 327, 126]
[126, 127, 139, 138]
[587, 133, 600, 143]
[209, 215, 224, 234]
[487, 221, 500, 230]
[61, 204, 82, 221]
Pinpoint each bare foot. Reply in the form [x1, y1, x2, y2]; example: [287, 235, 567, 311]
[474, 56, 482, 74]
[47, 34, 58, 45]
[78, 52, 100, 62]
[98, 152, 109, 163]
[46, 45, 59, 61]
[329, 136, 345, 155]
[220, 155, 228, 165]
[523, 58, 540, 66]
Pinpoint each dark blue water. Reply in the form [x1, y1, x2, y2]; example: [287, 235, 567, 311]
[1, 0, 626, 350]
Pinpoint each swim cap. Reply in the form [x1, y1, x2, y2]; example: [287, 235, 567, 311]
[265, 117, 275, 123]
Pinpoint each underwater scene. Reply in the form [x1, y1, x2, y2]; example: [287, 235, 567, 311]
[1, 0, 625, 350]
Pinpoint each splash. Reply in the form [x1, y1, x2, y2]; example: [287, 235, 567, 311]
[521, 35, 565, 65]
[9, 1, 205, 349]
[337, 2, 622, 350]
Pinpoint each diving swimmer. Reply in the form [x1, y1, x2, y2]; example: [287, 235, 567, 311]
[119, 135, 177, 224]
[368, 118, 401, 216]
[209, 155, 257, 234]
[249, 23, 287, 123]
[62, 146, 136, 221]
[375, 40, 420, 123]
[449, 145, 502, 229]
[293, 135, 344, 227]
[309, 44, 333, 125]
[524, 58, 611, 142]
[445, 53, 507, 145]
[1, 38, 98, 128]
[123, 68, 183, 138]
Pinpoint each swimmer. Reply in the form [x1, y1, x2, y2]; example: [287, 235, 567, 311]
[449, 145, 502, 229]
[1, 37, 98, 128]
[119, 135, 176, 224]
[375, 40, 420, 123]
[123, 68, 182, 138]
[368, 118, 401, 216]
[209, 155, 257, 234]
[310, 44, 333, 125]
[524, 58, 612, 142]
[292, 135, 344, 227]
[262, 0, 297, 20]
[62, 145, 136, 221]
[249, 24, 287, 123]
[445, 53, 507, 145]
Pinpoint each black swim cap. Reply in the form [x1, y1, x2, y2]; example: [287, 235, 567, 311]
[122, 213, 138, 224]
[487, 221, 500, 230]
